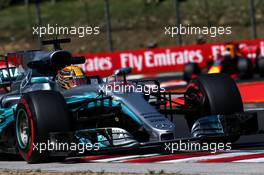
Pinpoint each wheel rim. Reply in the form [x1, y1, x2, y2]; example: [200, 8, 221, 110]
[185, 83, 206, 109]
[16, 109, 30, 149]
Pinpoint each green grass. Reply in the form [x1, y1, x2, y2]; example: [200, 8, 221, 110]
[0, 0, 264, 53]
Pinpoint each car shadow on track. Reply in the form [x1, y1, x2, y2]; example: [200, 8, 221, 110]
[0, 153, 23, 161]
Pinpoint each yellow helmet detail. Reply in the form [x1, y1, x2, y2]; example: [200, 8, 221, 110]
[56, 66, 87, 89]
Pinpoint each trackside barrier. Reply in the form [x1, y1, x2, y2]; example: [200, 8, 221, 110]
[77, 39, 264, 76]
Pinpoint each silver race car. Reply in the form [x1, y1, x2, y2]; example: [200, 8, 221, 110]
[0, 39, 261, 163]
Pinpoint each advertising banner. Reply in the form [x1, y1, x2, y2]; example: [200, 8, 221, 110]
[79, 39, 264, 77]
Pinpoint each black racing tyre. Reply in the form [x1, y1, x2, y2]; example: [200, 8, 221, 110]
[183, 63, 201, 82]
[237, 58, 253, 79]
[185, 73, 243, 142]
[185, 73, 243, 116]
[15, 90, 71, 163]
[257, 57, 264, 77]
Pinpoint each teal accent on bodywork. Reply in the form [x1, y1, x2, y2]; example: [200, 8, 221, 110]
[0, 106, 16, 133]
[31, 77, 49, 83]
[200, 115, 224, 132]
[75, 134, 91, 144]
[75, 131, 108, 148]
[216, 115, 224, 134]
[66, 93, 142, 125]
[0, 92, 142, 137]
[96, 134, 108, 148]
[191, 115, 225, 136]
[65, 92, 98, 104]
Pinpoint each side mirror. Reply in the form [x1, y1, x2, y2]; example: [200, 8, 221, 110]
[113, 67, 132, 76]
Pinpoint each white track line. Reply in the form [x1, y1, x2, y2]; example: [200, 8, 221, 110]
[157, 152, 260, 163]
[115, 153, 161, 163]
[91, 154, 160, 163]
[234, 157, 264, 162]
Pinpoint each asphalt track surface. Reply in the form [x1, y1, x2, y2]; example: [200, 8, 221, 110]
[2, 151, 264, 175]
[1, 73, 264, 174]
[2, 161, 264, 175]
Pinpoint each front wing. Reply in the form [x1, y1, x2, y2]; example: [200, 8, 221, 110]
[45, 111, 262, 157]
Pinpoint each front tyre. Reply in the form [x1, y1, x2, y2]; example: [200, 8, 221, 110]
[185, 73, 243, 116]
[185, 73, 243, 142]
[15, 90, 71, 163]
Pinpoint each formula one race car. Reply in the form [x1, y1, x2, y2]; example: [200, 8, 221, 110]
[183, 42, 264, 81]
[0, 39, 261, 163]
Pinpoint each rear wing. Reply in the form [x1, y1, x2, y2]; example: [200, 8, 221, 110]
[0, 54, 19, 89]
[42, 38, 71, 50]
[0, 67, 19, 85]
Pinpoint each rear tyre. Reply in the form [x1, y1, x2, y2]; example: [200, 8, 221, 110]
[15, 90, 71, 163]
[257, 57, 264, 77]
[183, 63, 201, 82]
[237, 58, 253, 79]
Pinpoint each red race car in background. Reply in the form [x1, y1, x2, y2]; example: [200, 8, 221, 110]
[183, 42, 264, 81]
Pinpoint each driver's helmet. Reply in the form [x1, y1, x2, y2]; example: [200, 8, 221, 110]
[56, 66, 87, 89]
[223, 43, 236, 59]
